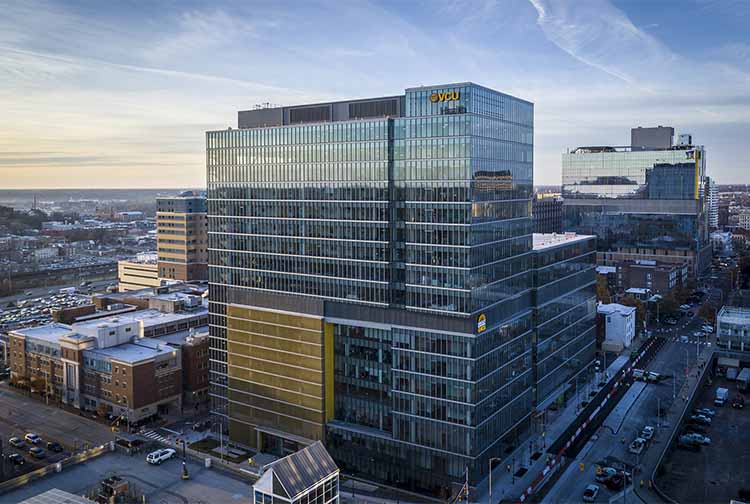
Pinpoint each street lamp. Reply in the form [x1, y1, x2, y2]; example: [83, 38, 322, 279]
[488, 457, 501, 504]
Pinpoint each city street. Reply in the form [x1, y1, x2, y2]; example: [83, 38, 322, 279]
[541, 312, 707, 503]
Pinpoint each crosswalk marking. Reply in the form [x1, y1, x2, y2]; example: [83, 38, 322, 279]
[142, 430, 170, 444]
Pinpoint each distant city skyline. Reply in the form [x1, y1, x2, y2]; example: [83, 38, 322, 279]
[2, 0, 749, 188]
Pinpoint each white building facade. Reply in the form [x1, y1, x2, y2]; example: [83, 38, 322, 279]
[597, 303, 636, 350]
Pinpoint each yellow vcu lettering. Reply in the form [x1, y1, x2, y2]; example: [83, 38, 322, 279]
[429, 91, 460, 102]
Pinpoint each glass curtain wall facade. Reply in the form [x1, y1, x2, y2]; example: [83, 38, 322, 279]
[562, 144, 710, 274]
[531, 236, 597, 408]
[206, 83, 534, 492]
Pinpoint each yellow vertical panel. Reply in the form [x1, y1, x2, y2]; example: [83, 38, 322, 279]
[324, 322, 334, 421]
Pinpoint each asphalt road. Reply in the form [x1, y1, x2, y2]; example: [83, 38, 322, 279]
[542, 312, 707, 503]
[0, 383, 114, 449]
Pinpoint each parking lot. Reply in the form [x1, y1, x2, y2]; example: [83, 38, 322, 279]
[2, 450, 252, 503]
[657, 376, 750, 503]
[0, 418, 70, 482]
[0, 292, 92, 330]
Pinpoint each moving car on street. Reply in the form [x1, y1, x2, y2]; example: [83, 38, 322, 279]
[146, 448, 176, 465]
[583, 484, 599, 502]
[629, 437, 646, 455]
[641, 426, 655, 440]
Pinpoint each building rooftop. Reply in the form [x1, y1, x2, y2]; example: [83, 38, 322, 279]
[154, 326, 209, 347]
[120, 252, 158, 265]
[73, 307, 207, 333]
[532, 232, 595, 251]
[19, 488, 93, 504]
[11, 323, 73, 343]
[718, 305, 750, 326]
[598, 303, 636, 316]
[259, 441, 339, 500]
[88, 339, 176, 364]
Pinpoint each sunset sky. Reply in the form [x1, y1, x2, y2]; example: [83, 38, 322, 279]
[2, 0, 749, 188]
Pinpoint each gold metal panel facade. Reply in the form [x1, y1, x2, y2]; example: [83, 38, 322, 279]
[226, 304, 328, 446]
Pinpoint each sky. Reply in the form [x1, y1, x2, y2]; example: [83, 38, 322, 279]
[1, 0, 749, 189]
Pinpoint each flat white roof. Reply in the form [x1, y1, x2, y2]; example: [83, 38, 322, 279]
[89, 339, 175, 364]
[532, 232, 595, 251]
[719, 306, 750, 326]
[73, 307, 207, 331]
[598, 303, 636, 316]
[11, 323, 73, 343]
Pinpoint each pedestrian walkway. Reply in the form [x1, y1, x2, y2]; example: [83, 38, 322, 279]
[141, 429, 171, 444]
[475, 356, 629, 503]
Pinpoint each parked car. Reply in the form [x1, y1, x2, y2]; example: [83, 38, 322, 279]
[680, 335, 689, 343]
[629, 437, 646, 455]
[8, 453, 24, 466]
[146, 448, 176, 465]
[28, 447, 46, 459]
[685, 432, 711, 445]
[9, 437, 25, 448]
[641, 426, 655, 440]
[732, 395, 745, 409]
[684, 424, 708, 435]
[24, 433, 41, 445]
[702, 325, 714, 333]
[690, 414, 712, 425]
[583, 484, 599, 502]
[46, 442, 64, 453]
[664, 317, 678, 326]
[694, 407, 716, 417]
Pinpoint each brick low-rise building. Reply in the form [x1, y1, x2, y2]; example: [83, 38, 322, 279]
[9, 306, 209, 421]
[615, 259, 688, 296]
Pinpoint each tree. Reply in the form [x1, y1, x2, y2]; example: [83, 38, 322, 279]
[596, 275, 612, 304]
[621, 294, 645, 331]
[659, 294, 679, 318]
[698, 302, 717, 324]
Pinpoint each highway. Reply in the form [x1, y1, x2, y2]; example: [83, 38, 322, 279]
[542, 310, 707, 503]
[0, 277, 115, 307]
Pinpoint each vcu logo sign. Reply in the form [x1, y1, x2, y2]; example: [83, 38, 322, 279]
[429, 91, 460, 102]
[477, 313, 487, 333]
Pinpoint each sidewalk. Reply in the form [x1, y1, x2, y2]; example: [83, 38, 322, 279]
[475, 356, 629, 503]
[633, 335, 714, 504]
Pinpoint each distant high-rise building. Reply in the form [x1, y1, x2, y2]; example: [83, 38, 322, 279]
[156, 192, 208, 282]
[562, 127, 711, 278]
[532, 193, 563, 234]
[706, 176, 718, 229]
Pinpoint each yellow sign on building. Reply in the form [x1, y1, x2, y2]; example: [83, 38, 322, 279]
[477, 313, 487, 333]
[430, 91, 460, 102]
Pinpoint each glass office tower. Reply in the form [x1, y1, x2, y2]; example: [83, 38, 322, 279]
[562, 138, 711, 276]
[206, 83, 534, 492]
